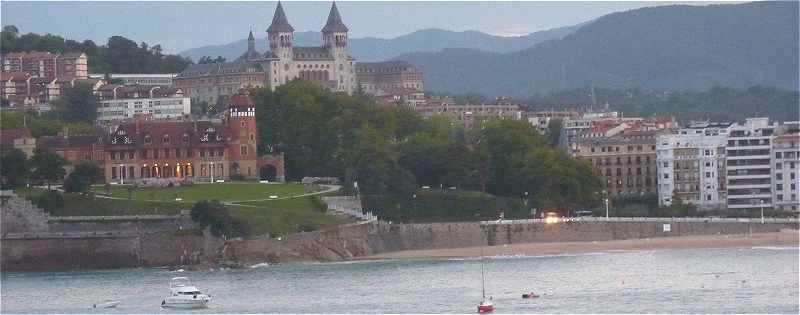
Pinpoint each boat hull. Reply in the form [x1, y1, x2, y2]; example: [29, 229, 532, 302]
[161, 297, 211, 309]
[478, 305, 494, 313]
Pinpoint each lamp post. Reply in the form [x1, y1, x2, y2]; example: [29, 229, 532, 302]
[119, 164, 124, 185]
[412, 193, 417, 214]
[210, 162, 214, 183]
[605, 198, 610, 221]
[760, 200, 765, 224]
[524, 191, 529, 206]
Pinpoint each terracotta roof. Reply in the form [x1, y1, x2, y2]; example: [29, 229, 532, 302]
[229, 94, 254, 108]
[355, 61, 415, 72]
[322, 2, 348, 33]
[0, 129, 33, 150]
[105, 120, 231, 149]
[267, 1, 295, 33]
[1, 72, 31, 82]
[39, 135, 98, 150]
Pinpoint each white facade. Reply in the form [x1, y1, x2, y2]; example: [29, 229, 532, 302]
[89, 73, 176, 86]
[771, 132, 800, 212]
[725, 118, 778, 210]
[97, 97, 190, 121]
[656, 123, 731, 209]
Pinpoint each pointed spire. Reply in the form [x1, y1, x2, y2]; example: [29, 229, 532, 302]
[322, 2, 348, 33]
[267, 1, 294, 33]
[248, 27, 255, 41]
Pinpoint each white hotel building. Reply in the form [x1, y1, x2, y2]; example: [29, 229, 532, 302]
[95, 85, 190, 122]
[656, 122, 731, 209]
[724, 118, 778, 210]
[771, 129, 800, 211]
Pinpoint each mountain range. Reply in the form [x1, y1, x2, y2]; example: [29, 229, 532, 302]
[396, 1, 798, 97]
[181, 2, 798, 97]
[179, 24, 584, 63]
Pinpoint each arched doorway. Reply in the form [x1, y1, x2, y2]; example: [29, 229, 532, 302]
[260, 165, 277, 181]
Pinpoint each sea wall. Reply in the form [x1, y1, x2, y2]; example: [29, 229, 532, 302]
[225, 219, 799, 265]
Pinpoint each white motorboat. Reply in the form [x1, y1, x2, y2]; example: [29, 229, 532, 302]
[161, 277, 212, 309]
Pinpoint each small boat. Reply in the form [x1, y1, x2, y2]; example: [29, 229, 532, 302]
[476, 242, 494, 313]
[92, 300, 121, 308]
[522, 292, 540, 299]
[161, 277, 212, 309]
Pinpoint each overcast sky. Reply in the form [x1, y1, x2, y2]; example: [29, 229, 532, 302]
[2, 1, 717, 54]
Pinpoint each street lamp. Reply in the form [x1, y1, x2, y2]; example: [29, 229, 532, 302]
[412, 193, 417, 214]
[210, 162, 214, 183]
[119, 164, 124, 185]
[759, 199, 765, 224]
[605, 198, 610, 221]
[524, 191, 529, 206]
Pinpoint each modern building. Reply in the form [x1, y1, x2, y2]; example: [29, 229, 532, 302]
[576, 137, 659, 197]
[95, 85, 191, 122]
[1, 51, 88, 80]
[656, 122, 731, 209]
[175, 1, 357, 102]
[355, 61, 424, 94]
[89, 73, 177, 86]
[770, 132, 799, 212]
[414, 97, 522, 129]
[725, 118, 778, 211]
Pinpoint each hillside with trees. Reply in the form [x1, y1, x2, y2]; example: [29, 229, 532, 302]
[252, 81, 603, 219]
[1, 25, 192, 73]
[398, 1, 799, 97]
[524, 86, 800, 123]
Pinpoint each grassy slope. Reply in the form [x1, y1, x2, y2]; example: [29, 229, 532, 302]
[16, 184, 345, 235]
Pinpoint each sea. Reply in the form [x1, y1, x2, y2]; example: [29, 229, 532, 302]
[2, 247, 798, 314]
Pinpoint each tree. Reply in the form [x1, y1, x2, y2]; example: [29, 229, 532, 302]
[29, 149, 66, 189]
[547, 118, 563, 147]
[63, 163, 103, 193]
[190, 200, 250, 238]
[0, 149, 30, 189]
[51, 82, 100, 122]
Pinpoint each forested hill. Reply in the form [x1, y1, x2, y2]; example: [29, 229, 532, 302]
[0, 26, 191, 74]
[398, 1, 799, 97]
[179, 24, 583, 63]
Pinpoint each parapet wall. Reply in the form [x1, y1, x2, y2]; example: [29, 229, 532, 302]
[226, 219, 799, 265]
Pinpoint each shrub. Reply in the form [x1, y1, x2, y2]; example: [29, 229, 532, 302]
[190, 200, 251, 238]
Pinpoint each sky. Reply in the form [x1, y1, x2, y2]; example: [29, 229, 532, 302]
[2, 1, 720, 54]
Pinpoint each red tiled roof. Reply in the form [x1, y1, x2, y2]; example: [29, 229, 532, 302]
[39, 135, 99, 150]
[0, 128, 33, 148]
[105, 120, 231, 149]
[1, 72, 31, 82]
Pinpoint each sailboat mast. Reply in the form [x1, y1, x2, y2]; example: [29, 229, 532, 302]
[480, 243, 486, 299]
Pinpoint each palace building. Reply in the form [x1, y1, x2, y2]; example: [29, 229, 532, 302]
[35, 92, 285, 184]
[175, 1, 356, 106]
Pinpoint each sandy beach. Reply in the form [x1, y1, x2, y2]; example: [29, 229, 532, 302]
[365, 230, 799, 259]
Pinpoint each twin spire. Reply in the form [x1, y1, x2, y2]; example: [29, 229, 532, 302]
[266, 1, 347, 34]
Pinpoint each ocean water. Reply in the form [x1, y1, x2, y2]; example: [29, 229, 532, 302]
[2, 247, 798, 314]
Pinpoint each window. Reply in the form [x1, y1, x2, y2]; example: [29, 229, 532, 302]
[776, 184, 783, 191]
[182, 134, 189, 144]
[164, 149, 170, 158]
[144, 134, 152, 144]
[162, 135, 170, 144]
[776, 152, 782, 158]
[705, 172, 711, 178]
[110, 152, 116, 160]
[111, 167, 117, 179]
[663, 162, 669, 167]
[241, 121, 246, 128]
[792, 173, 796, 180]
[791, 162, 796, 169]
[706, 194, 712, 201]
[777, 163, 783, 169]
[250, 134, 255, 141]
[663, 173, 669, 179]
[128, 151, 134, 159]
[200, 150, 205, 157]
[777, 194, 783, 201]
[777, 173, 783, 180]
[241, 145, 248, 156]
[792, 183, 797, 191]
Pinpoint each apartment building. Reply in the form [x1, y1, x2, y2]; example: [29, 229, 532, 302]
[576, 137, 659, 196]
[95, 85, 190, 122]
[656, 122, 731, 209]
[772, 132, 800, 211]
[725, 118, 778, 210]
[414, 97, 522, 129]
[89, 73, 177, 86]
[1, 51, 88, 80]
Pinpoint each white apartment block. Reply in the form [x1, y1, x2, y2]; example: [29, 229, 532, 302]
[89, 73, 177, 86]
[95, 85, 190, 122]
[771, 132, 800, 211]
[656, 122, 731, 209]
[725, 118, 778, 210]
[97, 97, 190, 122]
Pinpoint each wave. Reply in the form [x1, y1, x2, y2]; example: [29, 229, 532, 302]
[750, 246, 799, 251]
[486, 252, 609, 260]
[249, 262, 270, 269]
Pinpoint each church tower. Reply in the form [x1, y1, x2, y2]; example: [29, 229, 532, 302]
[322, 2, 352, 93]
[267, 1, 294, 85]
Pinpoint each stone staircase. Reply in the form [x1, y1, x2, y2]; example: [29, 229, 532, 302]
[1, 190, 51, 234]
[321, 196, 377, 221]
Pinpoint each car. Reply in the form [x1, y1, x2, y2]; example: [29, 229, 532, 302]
[575, 210, 594, 217]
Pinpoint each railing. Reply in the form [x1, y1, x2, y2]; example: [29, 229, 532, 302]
[480, 216, 800, 225]
[2, 230, 138, 239]
[50, 214, 186, 222]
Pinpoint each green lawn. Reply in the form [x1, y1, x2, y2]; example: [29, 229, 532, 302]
[234, 193, 349, 236]
[89, 182, 318, 203]
[16, 188, 185, 216]
[16, 185, 347, 235]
